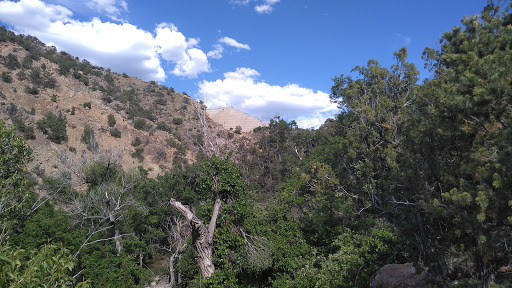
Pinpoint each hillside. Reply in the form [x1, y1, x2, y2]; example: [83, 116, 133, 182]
[0, 29, 250, 180]
[207, 107, 267, 132]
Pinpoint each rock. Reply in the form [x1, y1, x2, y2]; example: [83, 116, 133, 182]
[370, 263, 433, 288]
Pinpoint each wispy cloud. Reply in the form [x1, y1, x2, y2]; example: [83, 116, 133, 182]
[219, 36, 250, 50]
[207, 36, 250, 60]
[199, 67, 337, 128]
[394, 33, 412, 46]
[229, 0, 250, 5]
[255, 0, 280, 14]
[86, 0, 128, 21]
[0, 0, 211, 80]
[229, 0, 281, 14]
[207, 44, 224, 59]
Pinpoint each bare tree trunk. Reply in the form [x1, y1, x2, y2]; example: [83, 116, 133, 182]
[110, 213, 122, 255]
[114, 226, 122, 255]
[170, 198, 220, 279]
[169, 254, 176, 287]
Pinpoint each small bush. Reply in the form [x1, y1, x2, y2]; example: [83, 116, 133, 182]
[16, 70, 26, 81]
[133, 118, 146, 130]
[50, 94, 57, 102]
[22, 56, 33, 69]
[69, 146, 76, 153]
[156, 121, 170, 132]
[36, 112, 67, 143]
[172, 118, 183, 125]
[24, 85, 39, 95]
[154, 98, 167, 106]
[1, 71, 13, 83]
[131, 137, 142, 147]
[122, 72, 128, 78]
[5, 53, 20, 70]
[83, 102, 91, 109]
[81, 125, 97, 151]
[131, 147, 144, 162]
[12, 117, 35, 139]
[107, 114, 116, 127]
[110, 127, 121, 138]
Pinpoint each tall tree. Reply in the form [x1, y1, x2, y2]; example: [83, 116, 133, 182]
[170, 155, 245, 279]
[420, 2, 512, 286]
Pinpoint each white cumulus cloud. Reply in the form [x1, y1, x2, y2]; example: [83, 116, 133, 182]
[199, 67, 338, 129]
[0, 0, 211, 81]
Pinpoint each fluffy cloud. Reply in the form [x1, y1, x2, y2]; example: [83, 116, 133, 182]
[255, 0, 280, 14]
[155, 23, 210, 78]
[0, 0, 211, 81]
[199, 68, 338, 128]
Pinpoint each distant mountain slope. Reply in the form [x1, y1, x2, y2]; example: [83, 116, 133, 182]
[0, 28, 234, 180]
[207, 107, 267, 132]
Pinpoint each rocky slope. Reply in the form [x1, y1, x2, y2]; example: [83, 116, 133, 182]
[0, 30, 245, 182]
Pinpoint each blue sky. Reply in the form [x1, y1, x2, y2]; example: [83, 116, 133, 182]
[0, 0, 486, 127]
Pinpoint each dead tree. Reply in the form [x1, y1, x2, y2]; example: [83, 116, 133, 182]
[169, 198, 221, 278]
[158, 216, 190, 287]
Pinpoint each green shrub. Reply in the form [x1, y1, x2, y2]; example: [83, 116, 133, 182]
[131, 137, 141, 147]
[22, 56, 33, 69]
[81, 125, 97, 151]
[1, 71, 12, 83]
[156, 121, 170, 132]
[107, 114, 116, 127]
[12, 117, 35, 140]
[69, 146, 76, 153]
[16, 70, 26, 81]
[5, 53, 20, 70]
[110, 127, 121, 138]
[131, 147, 144, 161]
[133, 118, 146, 130]
[172, 118, 183, 125]
[36, 112, 67, 143]
[50, 94, 57, 102]
[83, 102, 91, 109]
[24, 85, 39, 95]
[154, 98, 167, 106]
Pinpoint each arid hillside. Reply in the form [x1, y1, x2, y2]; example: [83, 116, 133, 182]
[0, 29, 259, 181]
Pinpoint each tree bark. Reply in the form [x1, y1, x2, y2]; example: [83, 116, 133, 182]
[169, 254, 176, 287]
[170, 198, 220, 279]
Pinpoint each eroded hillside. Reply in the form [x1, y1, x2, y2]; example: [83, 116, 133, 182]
[0, 28, 226, 180]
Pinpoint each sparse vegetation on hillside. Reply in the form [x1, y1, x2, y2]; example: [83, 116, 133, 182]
[36, 112, 67, 144]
